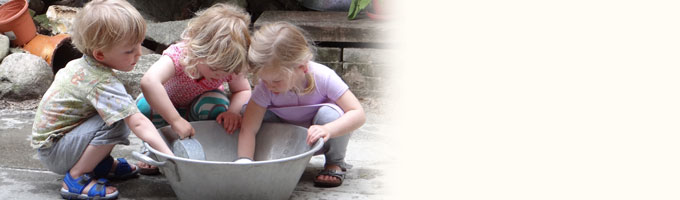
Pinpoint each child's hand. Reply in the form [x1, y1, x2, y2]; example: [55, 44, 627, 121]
[306, 125, 331, 146]
[216, 111, 242, 134]
[233, 157, 253, 163]
[171, 118, 195, 139]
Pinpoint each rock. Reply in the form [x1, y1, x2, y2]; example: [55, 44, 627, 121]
[146, 20, 188, 50]
[114, 54, 160, 97]
[315, 47, 341, 63]
[141, 45, 155, 55]
[246, 0, 303, 20]
[0, 53, 53, 100]
[0, 34, 8, 62]
[128, 0, 246, 22]
[343, 48, 392, 64]
[211, 0, 247, 9]
[254, 11, 388, 43]
[143, 0, 248, 51]
[342, 62, 386, 99]
[45, 5, 80, 35]
[299, 0, 350, 11]
[9, 47, 28, 54]
[29, 0, 46, 14]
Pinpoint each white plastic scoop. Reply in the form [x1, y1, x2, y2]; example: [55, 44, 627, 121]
[172, 138, 206, 160]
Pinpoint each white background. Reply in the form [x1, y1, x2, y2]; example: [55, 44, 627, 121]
[388, 0, 680, 199]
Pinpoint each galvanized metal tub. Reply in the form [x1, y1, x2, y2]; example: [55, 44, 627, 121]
[133, 121, 323, 200]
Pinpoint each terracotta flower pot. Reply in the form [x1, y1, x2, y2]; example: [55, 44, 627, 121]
[23, 33, 83, 74]
[367, 0, 390, 21]
[0, 0, 36, 47]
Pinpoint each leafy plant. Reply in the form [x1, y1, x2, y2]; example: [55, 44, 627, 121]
[347, 0, 371, 20]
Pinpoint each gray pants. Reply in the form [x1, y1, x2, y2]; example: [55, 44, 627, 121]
[37, 115, 131, 175]
[258, 105, 352, 170]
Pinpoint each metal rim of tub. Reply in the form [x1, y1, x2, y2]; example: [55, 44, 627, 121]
[135, 126, 324, 166]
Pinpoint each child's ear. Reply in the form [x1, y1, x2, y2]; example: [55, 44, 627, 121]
[92, 49, 106, 61]
[298, 64, 308, 73]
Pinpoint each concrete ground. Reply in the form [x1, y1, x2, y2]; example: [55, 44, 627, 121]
[0, 99, 395, 199]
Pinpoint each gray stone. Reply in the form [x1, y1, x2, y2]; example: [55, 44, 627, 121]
[315, 47, 341, 63]
[45, 5, 80, 35]
[319, 62, 343, 76]
[0, 34, 8, 62]
[29, 0, 46, 14]
[247, 0, 304, 20]
[343, 62, 387, 78]
[146, 19, 188, 49]
[341, 62, 386, 99]
[0, 53, 53, 100]
[254, 11, 388, 43]
[343, 47, 392, 63]
[9, 47, 28, 54]
[299, 0, 351, 11]
[141, 45, 155, 55]
[128, 0, 247, 22]
[211, 0, 247, 8]
[114, 54, 161, 98]
[343, 74, 383, 99]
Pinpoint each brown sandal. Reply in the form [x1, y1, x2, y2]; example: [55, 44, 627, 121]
[313, 169, 346, 187]
[137, 161, 161, 175]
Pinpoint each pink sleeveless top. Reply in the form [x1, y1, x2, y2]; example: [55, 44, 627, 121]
[162, 43, 235, 107]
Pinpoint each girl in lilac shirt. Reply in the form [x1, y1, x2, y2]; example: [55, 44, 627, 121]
[236, 22, 366, 188]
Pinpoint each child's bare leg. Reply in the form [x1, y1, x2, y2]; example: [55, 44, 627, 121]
[316, 133, 351, 183]
[312, 106, 351, 184]
[63, 144, 117, 194]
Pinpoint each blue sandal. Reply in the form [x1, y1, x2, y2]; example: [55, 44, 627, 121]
[93, 156, 140, 180]
[60, 172, 118, 199]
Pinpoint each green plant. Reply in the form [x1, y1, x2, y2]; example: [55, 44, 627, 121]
[347, 0, 371, 20]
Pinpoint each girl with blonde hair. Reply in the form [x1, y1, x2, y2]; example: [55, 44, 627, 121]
[236, 21, 366, 188]
[136, 3, 251, 174]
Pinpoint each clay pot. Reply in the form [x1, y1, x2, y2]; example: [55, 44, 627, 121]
[366, 0, 390, 20]
[23, 33, 83, 74]
[0, 0, 36, 47]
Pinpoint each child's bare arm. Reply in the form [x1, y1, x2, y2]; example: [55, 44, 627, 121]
[226, 76, 251, 114]
[236, 99, 267, 160]
[306, 90, 366, 145]
[125, 112, 174, 156]
[140, 55, 195, 138]
[216, 76, 251, 133]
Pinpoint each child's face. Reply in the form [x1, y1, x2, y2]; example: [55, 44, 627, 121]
[196, 63, 233, 81]
[96, 42, 142, 72]
[258, 67, 294, 94]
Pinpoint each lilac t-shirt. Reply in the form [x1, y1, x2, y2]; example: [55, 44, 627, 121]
[251, 61, 348, 127]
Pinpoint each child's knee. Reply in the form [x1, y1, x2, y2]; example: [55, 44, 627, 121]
[312, 105, 342, 125]
[190, 90, 230, 121]
[135, 95, 153, 118]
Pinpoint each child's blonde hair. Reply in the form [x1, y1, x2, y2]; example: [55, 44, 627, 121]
[181, 3, 251, 79]
[71, 0, 146, 57]
[248, 21, 317, 94]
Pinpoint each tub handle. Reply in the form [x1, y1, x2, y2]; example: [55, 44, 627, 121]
[132, 151, 166, 167]
[131, 151, 182, 182]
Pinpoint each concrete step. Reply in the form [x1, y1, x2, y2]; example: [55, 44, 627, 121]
[254, 11, 388, 44]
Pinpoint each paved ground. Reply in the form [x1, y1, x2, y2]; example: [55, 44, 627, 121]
[0, 99, 395, 199]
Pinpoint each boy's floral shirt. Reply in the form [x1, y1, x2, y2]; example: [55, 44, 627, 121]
[31, 56, 139, 149]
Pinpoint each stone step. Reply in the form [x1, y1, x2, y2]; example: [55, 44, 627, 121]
[343, 48, 392, 64]
[254, 11, 387, 44]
